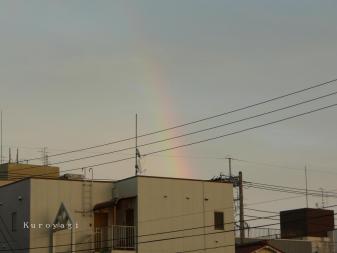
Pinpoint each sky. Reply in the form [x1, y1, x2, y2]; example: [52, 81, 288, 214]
[1, 0, 337, 224]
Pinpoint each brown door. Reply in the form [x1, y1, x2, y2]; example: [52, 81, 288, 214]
[94, 213, 109, 250]
[94, 213, 108, 227]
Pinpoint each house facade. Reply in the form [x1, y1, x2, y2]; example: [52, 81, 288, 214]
[0, 174, 234, 253]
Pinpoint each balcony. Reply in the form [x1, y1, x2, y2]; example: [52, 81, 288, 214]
[95, 225, 136, 252]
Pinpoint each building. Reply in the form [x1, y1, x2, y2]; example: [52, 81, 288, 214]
[0, 162, 59, 186]
[280, 208, 334, 239]
[236, 208, 336, 253]
[0, 173, 235, 253]
[236, 241, 285, 253]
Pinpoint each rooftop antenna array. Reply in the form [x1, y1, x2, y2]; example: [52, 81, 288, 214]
[40, 147, 48, 166]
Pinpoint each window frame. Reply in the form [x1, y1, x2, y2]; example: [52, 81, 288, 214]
[214, 211, 224, 230]
[11, 212, 17, 232]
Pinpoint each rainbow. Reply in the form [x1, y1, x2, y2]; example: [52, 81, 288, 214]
[123, 3, 194, 178]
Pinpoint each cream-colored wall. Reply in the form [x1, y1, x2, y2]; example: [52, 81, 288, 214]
[29, 179, 113, 253]
[137, 177, 235, 253]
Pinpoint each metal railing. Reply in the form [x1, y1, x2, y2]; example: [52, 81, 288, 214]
[235, 227, 281, 239]
[95, 225, 136, 251]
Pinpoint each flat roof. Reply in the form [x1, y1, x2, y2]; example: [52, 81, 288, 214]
[0, 174, 231, 189]
[116, 175, 232, 184]
[0, 176, 114, 188]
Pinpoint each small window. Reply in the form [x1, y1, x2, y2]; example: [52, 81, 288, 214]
[12, 212, 17, 232]
[214, 211, 224, 230]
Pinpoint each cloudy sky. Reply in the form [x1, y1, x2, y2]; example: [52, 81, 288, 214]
[1, 0, 337, 218]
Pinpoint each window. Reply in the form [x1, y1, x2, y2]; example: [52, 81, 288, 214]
[214, 211, 224, 230]
[12, 212, 17, 232]
[125, 209, 134, 226]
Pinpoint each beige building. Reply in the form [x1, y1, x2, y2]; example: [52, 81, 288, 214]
[0, 174, 234, 253]
[0, 162, 59, 187]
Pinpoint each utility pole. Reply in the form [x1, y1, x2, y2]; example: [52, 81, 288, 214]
[211, 161, 245, 245]
[239, 171, 245, 244]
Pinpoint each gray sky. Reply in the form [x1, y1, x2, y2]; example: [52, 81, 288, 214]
[1, 0, 337, 219]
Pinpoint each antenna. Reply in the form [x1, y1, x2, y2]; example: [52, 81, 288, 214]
[135, 114, 138, 176]
[134, 114, 144, 175]
[8, 147, 11, 163]
[305, 165, 309, 208]
[40, 147, 48, 166]
[319, 188, 325, 208]
[227, 157, 232, 177]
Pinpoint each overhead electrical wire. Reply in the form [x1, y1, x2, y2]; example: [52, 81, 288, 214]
[8, 88, 337, 177]
[5, 101, 337, 179]
[16, 77, 337, 164]
[41, 90, 337, 165]
[244, 181, 337, 198]
[3, 80, 337, 178]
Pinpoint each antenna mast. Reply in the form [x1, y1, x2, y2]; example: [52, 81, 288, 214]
[227, 157, 232, 177]
[135, 114, 138, 176]
[41, 147, 48, 166]
[305, 165, 309, 208]
[0, 110, 2, 165]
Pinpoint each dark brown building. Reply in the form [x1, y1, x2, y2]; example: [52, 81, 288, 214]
[280, 208, 334, 238]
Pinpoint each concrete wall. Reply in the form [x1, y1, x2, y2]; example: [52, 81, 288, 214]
[29, 178, 113, 253]
[0, 180, 30, 253]
[137, 177, 234, 253]
[114, 177, 137, 199]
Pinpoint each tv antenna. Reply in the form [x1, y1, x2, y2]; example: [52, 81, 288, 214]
[135, 114, 145, 175]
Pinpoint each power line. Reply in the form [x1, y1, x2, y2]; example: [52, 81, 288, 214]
[245, 208, 279, 214]
[5, 101, 337, 179]
[8, 89, 337, 177]
[11, 91, 337, 169]
[244, 181, 337, 198]
[18, 77, 337, 164]
[235, 158, 337, 175]
[244, 195, 306, 207]
[244, 181, 333, 194]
